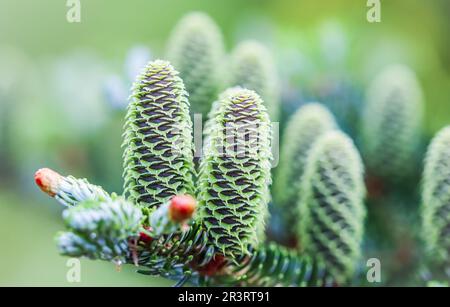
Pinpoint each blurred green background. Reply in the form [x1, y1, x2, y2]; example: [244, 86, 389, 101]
[0, 0, 449, 286]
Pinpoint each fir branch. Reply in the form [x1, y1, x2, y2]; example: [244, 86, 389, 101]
[34, 168, 111, 207]
[36, 169, 208, 281]
[56, 197, 142, 263]
[35, 169, 336, 287]
[135, 222, 215, 283]
[202, 243, 332, 287]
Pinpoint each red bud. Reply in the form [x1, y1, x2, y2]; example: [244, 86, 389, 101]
[34, 168, 62, 197]
[169, 195, 196, 222]
[139, 226, 153, 244]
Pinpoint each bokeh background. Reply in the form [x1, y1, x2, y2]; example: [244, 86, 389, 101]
[0, 0, 449, 286]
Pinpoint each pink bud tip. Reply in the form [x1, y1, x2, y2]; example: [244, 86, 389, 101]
[169, 195, 196, 222]
[34, 168, 62, 197]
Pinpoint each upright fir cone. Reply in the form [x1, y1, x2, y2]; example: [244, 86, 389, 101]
[422, 126, 450, 266]
[228, 40, 280, 122]
[122, 60, 195, 210]
[298, 131, 366, 284]
[273, 103, 337, 235]
[197, 88, 272, 258]
[361, 64, 424, 180]
[166, 12, 225, 118]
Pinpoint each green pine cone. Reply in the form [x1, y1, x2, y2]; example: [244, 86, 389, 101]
[298, 131, 366, 283]
[274, 103, 337, 233]
[362, 64, 424, 180]
[56, 197, 142, 262]
[422, 126, 450, 266]
[197, 88, 272, 258]
[228, 40, 280, 122]
[166, 12, 225, 118]
[122, 60, 195, 210]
